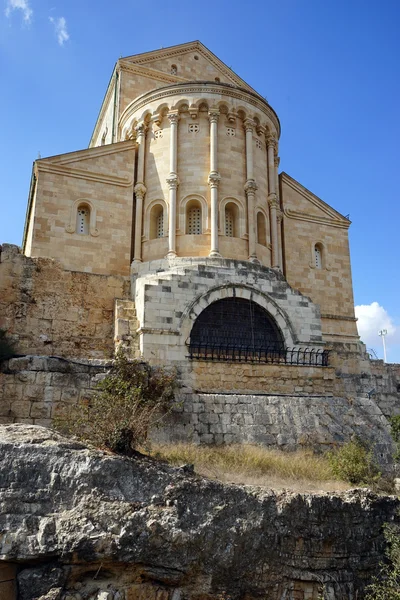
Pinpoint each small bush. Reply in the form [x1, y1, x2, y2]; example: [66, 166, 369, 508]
[389, 415, 400, 463]
[56, 351, 177, 456]
[365, 523, 400, 600]
[327, 438, 380, 485]
[0, 329, 16, 361]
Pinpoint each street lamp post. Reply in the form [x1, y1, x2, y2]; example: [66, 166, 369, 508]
[378, 329, 388, 363]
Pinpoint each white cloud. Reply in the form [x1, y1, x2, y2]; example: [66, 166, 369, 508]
[5, 0, 33, 23]
[49, 16, 69, 46]
[355, 301, 399, 356]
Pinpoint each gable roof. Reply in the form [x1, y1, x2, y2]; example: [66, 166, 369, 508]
[281, 172, 351, 229]
[121, 41, 261, 96]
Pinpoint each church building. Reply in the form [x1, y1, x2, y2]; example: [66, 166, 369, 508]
[23, 41, 358, 366]
[3, 41, 398, 453]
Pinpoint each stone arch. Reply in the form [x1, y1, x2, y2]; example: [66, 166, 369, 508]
[189, 297, 285, 355]
[65, 198, 99, 237]
[219, 196, 246, 238]
[172, 98, 191, 112]
[217, 101, 230, 114]
[179, 194, 209, 235]
[180, 283, 297, 348]
[154, 102, 170, 116]
[144, 199, 168, 241]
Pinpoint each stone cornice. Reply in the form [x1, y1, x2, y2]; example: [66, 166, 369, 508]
[37, 163, 133, 188]
[119, 83, 280, 135]
[281, 172, 351, 228]
[283, 208, 349, 229]
[321, 314, 357, 322]
[37, 141, 135, 167]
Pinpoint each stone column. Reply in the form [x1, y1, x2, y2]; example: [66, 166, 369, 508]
[244, 118, 257, 261]
[277, 209, 283, 271]
[208, 109, 221, 257]
[267, 134, 280, 269]
[274, 155, 283, 269]
[167, 111, 179, 258]
[133, 123, 146, 262]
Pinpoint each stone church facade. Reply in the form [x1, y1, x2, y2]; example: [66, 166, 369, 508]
[1, 42, 399, 456]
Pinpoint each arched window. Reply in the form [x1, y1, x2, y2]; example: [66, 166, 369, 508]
[150, 204, 165, 239]
[257, 212, 267, 246]
[189, 297, 284, 360]
[187, 200, 202, 234]
[224, 202, 238, 237]
[76, 205, 90, 235]
[314, 244, 322, 269]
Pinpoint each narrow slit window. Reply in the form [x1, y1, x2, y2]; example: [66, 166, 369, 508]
[315, 245, 322, 269]
[225, 210, 234, 237]
[156, 211, 164, 238]
[76, 206, 90, 235]
[188, 207, 202, 234]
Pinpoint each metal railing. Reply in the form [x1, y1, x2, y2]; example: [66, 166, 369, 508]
[188, 343, 329, 366]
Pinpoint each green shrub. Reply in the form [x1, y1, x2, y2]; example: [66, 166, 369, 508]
[389, 415, 400, 463]
[365, 523, 400, 599]
[327, 438, 380, 485]
[0, 329, 16, 361]
[56, 351, 177, 456]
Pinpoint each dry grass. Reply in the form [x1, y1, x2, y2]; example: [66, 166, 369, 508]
[150, 443, 351, 493]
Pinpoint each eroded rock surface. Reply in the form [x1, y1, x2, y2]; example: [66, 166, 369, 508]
[0, 424, 398, 600]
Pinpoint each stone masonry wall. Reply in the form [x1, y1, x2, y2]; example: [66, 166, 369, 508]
[155, 391, 395, 465]
[0, 244, 130, 358]
[0, 355, 109, 428]
[0, 353, 399, 461]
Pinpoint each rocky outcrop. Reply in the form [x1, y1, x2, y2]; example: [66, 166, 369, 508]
[0, 424, 398, 600]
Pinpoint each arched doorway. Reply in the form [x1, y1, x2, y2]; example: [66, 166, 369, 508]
[189, 297, 284, 361]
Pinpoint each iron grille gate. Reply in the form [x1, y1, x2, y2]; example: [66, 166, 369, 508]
[188, 297, 329, 367]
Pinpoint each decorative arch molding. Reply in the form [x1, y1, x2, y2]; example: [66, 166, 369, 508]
[219, 196, 247, 238]
[309, 239, 330, 270]
[143, 199, 169, 241]
[65, 198, 99, 236]
[118, 83, 280, 140]
[178, 193, 209, 235]
[179, 283, 297, 348]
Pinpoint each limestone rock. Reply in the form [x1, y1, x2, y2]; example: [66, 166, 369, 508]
[0, 424, 399, 600]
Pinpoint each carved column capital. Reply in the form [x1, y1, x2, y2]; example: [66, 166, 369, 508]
[167, 111, 180, 125]
[126, 128, 137, 142]
[166, 174, 179, 189]
[135, 122, 147, 137]
[244, 179, 258, 195]
[266, 134, 278, 152]
[134, 183, 147, 198]
[243, 118, 256, 133]
[208, 108, 220, 123]
[208, 171, 221, 188]
[268, 193, 279, 209]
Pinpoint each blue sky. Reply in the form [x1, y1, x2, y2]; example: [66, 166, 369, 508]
[1, 0, 399, 361]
